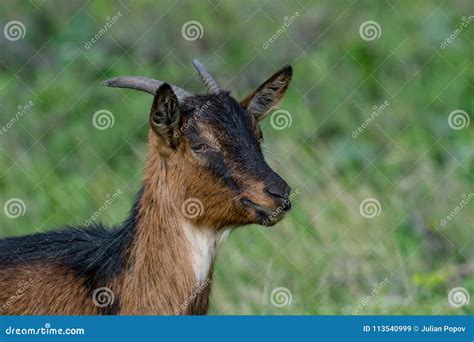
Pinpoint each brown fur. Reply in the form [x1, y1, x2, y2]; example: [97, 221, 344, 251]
[0, 132, 231, 315]
[240, 65, 292, 120]
[118, 139, 199, 314]
[0, 62, 293, 315]
[0, 263, 99, 315]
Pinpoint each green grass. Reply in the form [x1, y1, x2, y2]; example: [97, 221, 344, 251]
[0, 0, 472, 315]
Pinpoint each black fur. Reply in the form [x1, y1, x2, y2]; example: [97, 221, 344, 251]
[0, 74, 291, 315]
[0, 188, 142, 315]
[182, 93, 285, 187]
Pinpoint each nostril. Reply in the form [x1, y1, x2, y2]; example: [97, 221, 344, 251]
[265, 184, 290, 200]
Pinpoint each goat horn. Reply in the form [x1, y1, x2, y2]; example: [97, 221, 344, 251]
[192, 59, 221, 94]
[101, 76, 192, 101]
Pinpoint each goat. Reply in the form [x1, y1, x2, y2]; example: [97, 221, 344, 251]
[0, 59, 293, 315]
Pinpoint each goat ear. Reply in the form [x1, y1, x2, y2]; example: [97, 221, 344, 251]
[240, 65, 292, 121]
[149, 83, 182, 143]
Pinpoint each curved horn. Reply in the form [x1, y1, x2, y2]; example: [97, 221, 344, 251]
[101, 76, 192, 101]
[192, 59, 221, 94]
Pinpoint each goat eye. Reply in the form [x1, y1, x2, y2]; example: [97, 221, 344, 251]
[191, 143, 210, 153]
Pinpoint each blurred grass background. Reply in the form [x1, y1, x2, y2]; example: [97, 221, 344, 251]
[0, 0, 472, 314]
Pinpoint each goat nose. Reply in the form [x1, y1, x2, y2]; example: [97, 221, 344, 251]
[265, 183, 290, 200]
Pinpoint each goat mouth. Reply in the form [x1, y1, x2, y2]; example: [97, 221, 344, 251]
[240, 198, 289, 226]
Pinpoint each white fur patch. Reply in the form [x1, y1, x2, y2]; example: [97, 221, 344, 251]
[183, 224, 230, 285]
